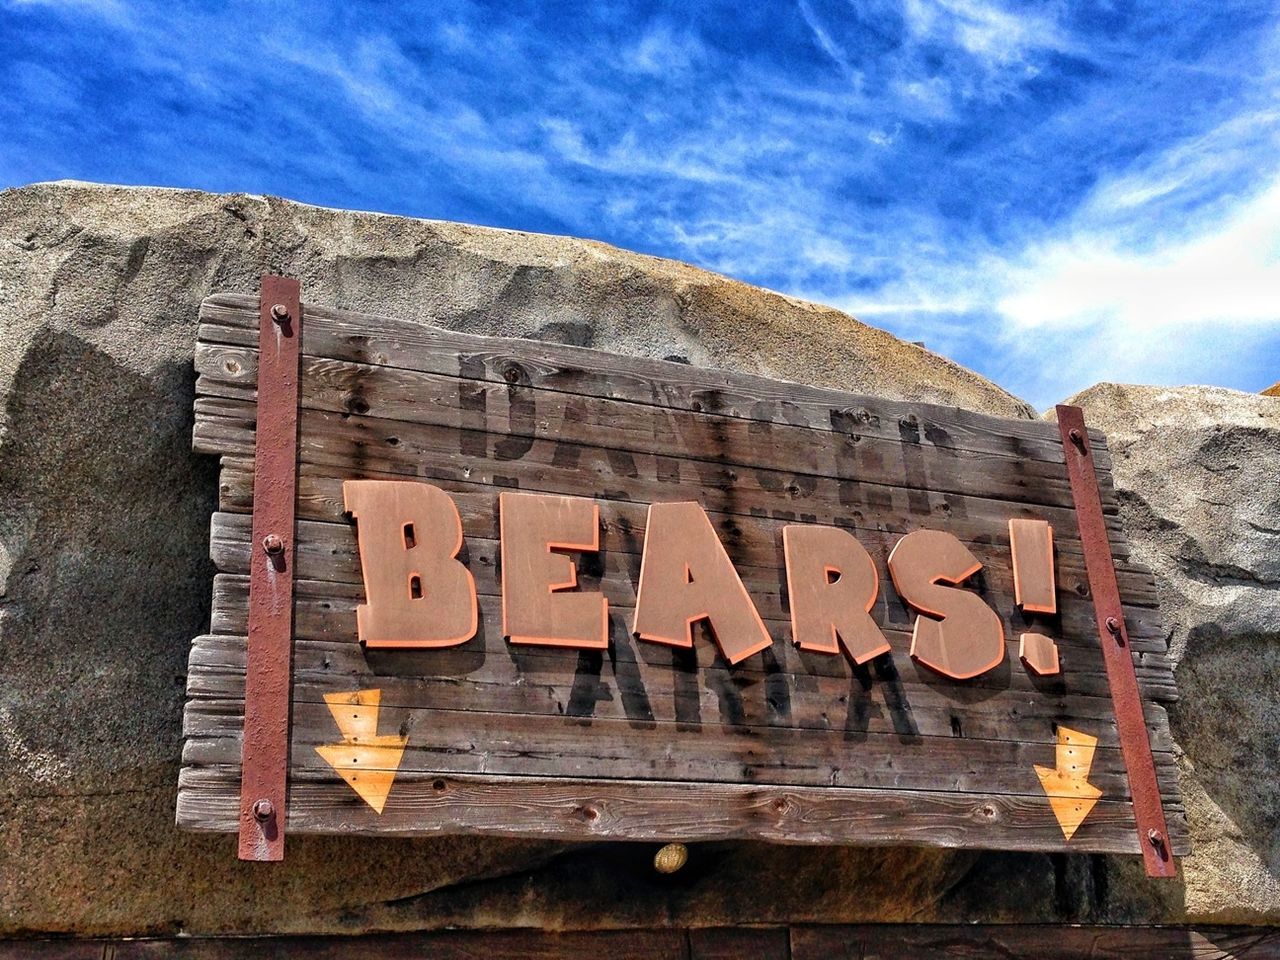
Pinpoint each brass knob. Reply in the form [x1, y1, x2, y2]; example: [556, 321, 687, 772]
[653, 842, 688, 874]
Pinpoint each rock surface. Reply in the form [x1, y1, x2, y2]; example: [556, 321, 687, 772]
[1054, 384, 1280, 923]
[0, 180, 1273, 934]
[0, 181, 1032, 936]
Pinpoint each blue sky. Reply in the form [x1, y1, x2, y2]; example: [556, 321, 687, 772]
[3, 1, 1278, 408]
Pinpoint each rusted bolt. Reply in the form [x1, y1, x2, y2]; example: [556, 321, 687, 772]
[1106, 617, 1122, 637]
[1068, 428, 1086, 450]
[262, 534, 285, 556]
[270, 303, 290, 324]
[252, 798, 274, 822]
[1147, 828, 1165, 848]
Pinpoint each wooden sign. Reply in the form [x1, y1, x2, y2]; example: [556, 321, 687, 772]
[177, 279, 1187, 873]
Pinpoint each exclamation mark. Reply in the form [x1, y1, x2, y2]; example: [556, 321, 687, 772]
[1009, 518, 1060, 675]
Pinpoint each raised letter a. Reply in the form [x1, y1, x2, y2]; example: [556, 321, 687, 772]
[632, 502, 772, 665]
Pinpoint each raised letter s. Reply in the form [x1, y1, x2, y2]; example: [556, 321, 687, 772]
[887, 529, 1003, 679]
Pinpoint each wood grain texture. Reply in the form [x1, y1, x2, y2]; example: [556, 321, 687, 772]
[193, 339, 1105, 511]
[11, 926, 1274, 959]
[201, 575, 1178, 701]
[196, 293, 1114, 465]
[175, 767, 1187, 854]
[181, 291, 1185, 856]
[789, 925, 1280, 960]
[186, 633, 1175, 751]
[180, 693, 1182, 800]
[205, 510, 1168, 653]
[213, 457, 1155, 587]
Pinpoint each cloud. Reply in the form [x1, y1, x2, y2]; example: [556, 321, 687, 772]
[2, 0, 1276, 409]
[903, 0, 1069, 68]
[622, 20, 707, 77]
[841, 99, 1280, 407]
[986, 177, 1280, 405]
[796, 0, 864, 89]
[999, 180, 1280, 333]
[4, 0, 129, 24]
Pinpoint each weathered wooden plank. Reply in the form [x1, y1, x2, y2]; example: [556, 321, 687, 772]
[10, 925, 1270, 959]
[206, 511, 1170, 656]
[185, 634, 1175, 752]
[192, 401, 1134, 585]
[789, 925, 1280, 960]
[205, 574, 1177, 700]
[194, 340, 1107, 517]
[174, 768, 1189, 855]
[204, 575, 1176, 708]
[689, 928, 790, 960]
[193, 394, 1110, 527]
[105, 928, 691, 959]
[197, 293, 1111, 465]
[180, 694, 1181, 802]
[217, 455, 1151, 582]
[214, 457, 1160, 616]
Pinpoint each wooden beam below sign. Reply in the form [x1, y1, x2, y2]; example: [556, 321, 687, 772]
[186, 633, 1175, 752]
[176, 768, 1189, 855]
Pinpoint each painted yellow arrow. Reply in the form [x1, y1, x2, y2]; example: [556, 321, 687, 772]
[314, 689, 408, 815]
[1035, 725, 1103, 841]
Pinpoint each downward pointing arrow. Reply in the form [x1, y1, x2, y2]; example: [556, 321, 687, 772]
[1035, 725, 1103, 840]
[315, 689, 408, 815]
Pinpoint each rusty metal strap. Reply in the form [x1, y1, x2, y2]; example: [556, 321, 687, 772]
[1056, 405, 1176, 878]
[238, 275, 302, 861]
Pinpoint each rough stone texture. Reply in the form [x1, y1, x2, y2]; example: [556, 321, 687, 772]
[0, 180, 1036, 937]
[0, 180, 1270, 935]
[1052, 384, 1280, 924]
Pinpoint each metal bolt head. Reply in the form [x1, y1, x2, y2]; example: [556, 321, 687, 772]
[1147, 827, 1164, 847]
[270, 303, 290, 324]
[1068, 428, 1086, 450]
[252, 798, 274, 822]
[1105, 616, 1121, 636]
[262, 533, 285, 556]
[654, 842, 689, 874]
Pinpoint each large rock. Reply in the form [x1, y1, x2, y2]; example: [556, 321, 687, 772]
[4, 182, 1273, 935]
[0, 181, 1035, 936]
[1053, 384, 1280, 923]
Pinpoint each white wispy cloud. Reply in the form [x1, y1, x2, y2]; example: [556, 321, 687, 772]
[796, 0, 864, 89]
[841, 99, 1280, 406]
[999, 180, 1280, 333]
[5, 0, 129, 24]
[4, 0, 1275, 409]
[903, 0, 1070, 69]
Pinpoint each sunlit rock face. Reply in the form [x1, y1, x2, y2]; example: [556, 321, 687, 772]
[0, 180, 1033, 936]
[1, 180, 1272, 934]
[1053, 384, 1280, 924]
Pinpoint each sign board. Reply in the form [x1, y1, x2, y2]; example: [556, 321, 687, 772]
[177, 279, 1186, 873]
